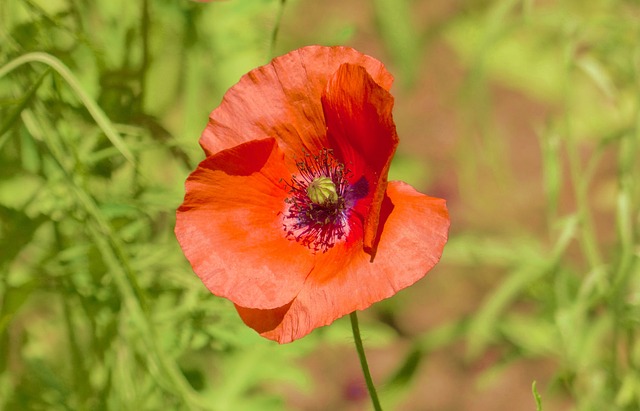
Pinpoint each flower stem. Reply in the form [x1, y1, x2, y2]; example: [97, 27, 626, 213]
[269, 0, 287, 59]
[350, 311, 383, 411]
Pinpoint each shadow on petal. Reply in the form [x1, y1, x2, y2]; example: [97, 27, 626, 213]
[235, 300, 294, 334]
[364, 192, 394, 262]
[201, 138, 277, 177]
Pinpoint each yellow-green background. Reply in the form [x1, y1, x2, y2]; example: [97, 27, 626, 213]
[1, 0, 639, 410]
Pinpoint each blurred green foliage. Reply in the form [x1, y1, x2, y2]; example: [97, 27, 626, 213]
[1, 0, 639, 410]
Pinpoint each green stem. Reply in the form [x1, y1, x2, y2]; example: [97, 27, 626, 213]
[269, 0, 286, 59]
[350, 311, 383, 411]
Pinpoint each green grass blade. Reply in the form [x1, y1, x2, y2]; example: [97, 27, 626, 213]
[0, 52, 135, 165]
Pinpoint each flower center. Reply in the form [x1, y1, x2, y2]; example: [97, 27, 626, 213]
[307, 176, 338, 205]
[283, 149, 352, 252]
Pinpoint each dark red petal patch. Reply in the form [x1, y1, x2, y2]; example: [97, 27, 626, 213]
[321, 63, 399, 254]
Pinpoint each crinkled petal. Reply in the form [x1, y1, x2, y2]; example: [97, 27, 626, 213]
[175, 138, 314, 309]
[200, 46, 394, 164]
[236, 181, 450, 343]
[321, 63, 399, 253]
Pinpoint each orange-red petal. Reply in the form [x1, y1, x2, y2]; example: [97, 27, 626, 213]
[236, 181, 450, 343]
[175, 138, 314, 309]
[321, 63, 399, 253]
[199, 46, 394, 166]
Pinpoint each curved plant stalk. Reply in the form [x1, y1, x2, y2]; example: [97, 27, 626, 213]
[0, 52, 135, 165]
[350, 311, 383, 411]
[269, 0, 287, 59]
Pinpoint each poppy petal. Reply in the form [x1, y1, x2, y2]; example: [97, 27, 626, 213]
[321, 63, 399, 253]
[236, 181, 450, 343]
[199, 46, 394, 163]
[175, 138, 314, 309]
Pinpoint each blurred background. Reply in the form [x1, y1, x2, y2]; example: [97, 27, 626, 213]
[1, 0, 639, 410]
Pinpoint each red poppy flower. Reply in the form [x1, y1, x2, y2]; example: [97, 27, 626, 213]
[175, 46, 450, 344]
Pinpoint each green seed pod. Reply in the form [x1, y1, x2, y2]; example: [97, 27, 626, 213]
[307, 176, 338, 205]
